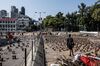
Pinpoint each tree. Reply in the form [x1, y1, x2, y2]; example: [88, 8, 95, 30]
[90, 0, 100, 31]
[43, 15, 54, 27]
[66, 12, 79, 31]
[42, 12, 66, 31]
[55, 12, 65, 30]
[92, 9, 100, 21]
[42, 1, 100, 31]
[78, 3, 87, 30]
[92, 1, 100, 21]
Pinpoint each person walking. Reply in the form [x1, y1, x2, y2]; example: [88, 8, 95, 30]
[67, 34, 74, 56]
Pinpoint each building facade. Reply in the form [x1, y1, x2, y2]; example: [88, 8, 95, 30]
[0, 10, 7, 18]
[0, 18, 16, 33]
[16, 15, 31, 31]
[11, 6, 18, 18]
[33, 20, 39, 26]
[0, 17, 31, 34]
[20, 6, 25, 15]
[0, 6, 32, 34]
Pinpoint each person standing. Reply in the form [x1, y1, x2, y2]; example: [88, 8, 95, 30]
[67, 34, 74, 56]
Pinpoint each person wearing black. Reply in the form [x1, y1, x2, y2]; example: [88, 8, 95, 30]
[67, 34, 74, 56]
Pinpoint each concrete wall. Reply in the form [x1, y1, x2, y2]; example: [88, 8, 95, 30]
[20, 47, 32, 66]
[33, 35, 45, 66]
[19, 35, 45, 66]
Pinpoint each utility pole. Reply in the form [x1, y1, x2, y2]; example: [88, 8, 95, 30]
[35, 12, 46, 31]
[25, 48, 27, 66]
[32, 40, 33, 61]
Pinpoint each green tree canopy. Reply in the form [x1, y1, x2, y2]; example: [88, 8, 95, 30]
[91, 1, 100, 21]
[42, 12, 65, 31]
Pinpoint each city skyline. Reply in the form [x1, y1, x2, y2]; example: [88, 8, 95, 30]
[0, 0, 96, 20]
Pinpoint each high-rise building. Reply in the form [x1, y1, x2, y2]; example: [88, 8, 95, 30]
[20, 6, 25, 15]
[0, 10, 7, 18]
[11, 6, 18, 18]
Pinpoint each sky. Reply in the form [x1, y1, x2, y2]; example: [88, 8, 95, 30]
[0, 0, 97, 20]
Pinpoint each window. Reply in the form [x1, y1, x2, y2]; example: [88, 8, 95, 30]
[3, 25, 4, 27]
[13, 25, 15, 27]
[8, 25, 10, 27]
[3, 21, 4, 23]
[5, 25, 7, 27]
[11, 25, 12, 28]
[8, 21, 10, 23]
[13, 21, 15, 23]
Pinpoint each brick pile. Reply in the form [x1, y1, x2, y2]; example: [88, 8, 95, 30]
[44, 35, 100, 66]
